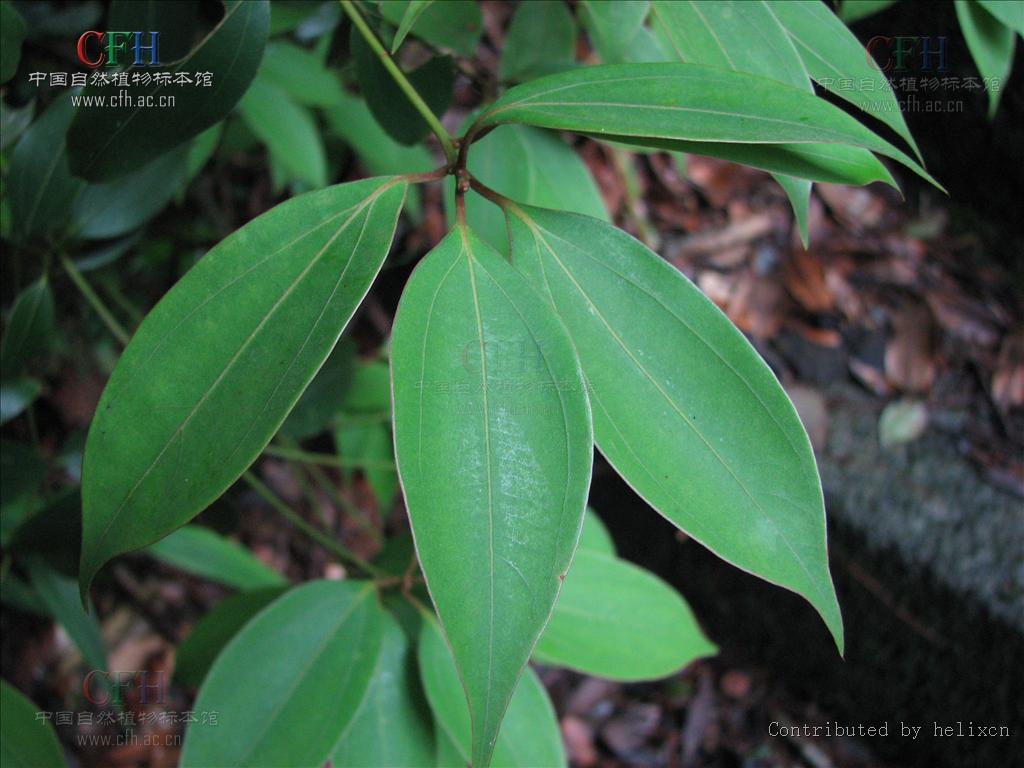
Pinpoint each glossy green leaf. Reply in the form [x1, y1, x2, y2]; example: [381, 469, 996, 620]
[180, 580, 384, 767]
[1, 277, 55, 380]
[475, 62, 935, 187]
[352, 27, 455, 146]
[839, 0, 896, 23]
[174, 586, 288, 688]
[239, 75, 328, 188]
[333, 610, 436, 766]
[536, 549, 716, 680]
[68, 144, 190, 240]
[80, 177, 407, 596]
[0, 1, 26, 83]
[767, 0, 922, 161]
[648, 0, 816, 242]
[379, 0, 482, 57]
[8, 94, 85, 242]
[581, 0, 650, 64]
[505, 205, 843, 651]
[107, 0, 202, 61]
[460, 124, 608, 255]
[500, 0, 576, 82]
[0, 378, 41, 425]
[0, 680, 66, 768]
[145, 524, 286, 589]
[391, 0, 434, 53]
[391, 226, 592, 766]
[67, 0, 270, 181]
[418, 614, 565, 768]
[956, 0, 1016, 117]
[335, 416, 398, 511]
[28, 560, 106, 672]
[278, 337, 355, 439]
[259, 40, 345, 106]
[977, 0, 1024, 36]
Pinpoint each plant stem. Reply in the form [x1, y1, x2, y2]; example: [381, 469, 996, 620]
[243, 470, 385, 578]
[60, 254, 130, 345]
[341, 0, 457, 164]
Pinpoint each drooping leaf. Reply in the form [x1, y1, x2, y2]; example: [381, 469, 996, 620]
[8, 94, 85, 242]
[580, 0, 650, 64]
[500, 0, 577, 82]
[68, 144, 190, 240]
[379, 0, 482, 57]
[67, 0, 270, 181]
[258, 40, 346, 106]
[180, 580, 384, 768]
[1, 277, 55, 380]
[239, 75, 328, 188]
[145, 524, 286, 589]
[839, 0, 896, 23]
[418, 613, 566, 768]
[27, 560, 107, 672]
[333, 610, 436, 766]
[352, 26, 455, 146]
[391, 226, 592, 766]
[977, 0, 1024, 36]
[767, 0, 922, 160]
[278, 337, 355, 439]
[505, 204, 844, 651]
[80, 177, 407, 596]
[174, 586, 289, 688]
[460, 124, 608, 255]
[536, 549, 717, 680]
[390, 0, 434, 53]
[955, 0, 1017, 117]
[0, 1, 26, 83]
[0, 679, 66, 768]
[474, 62, 935, 186]
[0, 379, 41, 425]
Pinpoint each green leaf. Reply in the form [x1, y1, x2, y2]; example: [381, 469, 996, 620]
[79, 177, 406, 596]
[418, 613, 566, 768]
[956, 0, 1016, 118]
[68, 144, 190, 240]
[1, 277, 55, 380]
[536, 548, 716, 680]
[0, 440, 46, 546]
[581, 0, 650, 65]
[505, 204, 844, 651]
[390, 0, 434, 53]
[500, 0, 577, 82]
[0, 100, 34, 150]
[839, 0, 896, 23]
[977, 0, 1024, 36]
[278, 337, 355, 439]
[352, 26, 455, 146]
[379, 0, 482, 57]
[239, 74, 328, 188]
[460, 124, 608, 255]
[577, 508, 615, 555]
[145, 524, 286, 589]
[0, 1, 26, 84]
[0, 680, 66, 768]
[107, 0, 203, 61]
[67, 0, 270, 181]
[344, 359, 392, 413]
[475, 62, 936, 187]
[335, 416, 398, 511]
[6, 490, 81, 578]
[0, 378, 41, 425]
[174, 586, 289, 688]
[391, 226, 592, 767]
[768, 0, 922, 161]
[180, 580, 384, 768]
[333, 610, 436, 766]
[8, 94, 85, 242]
[259, 40, 346, 106]
[28, 560, 107, 672]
